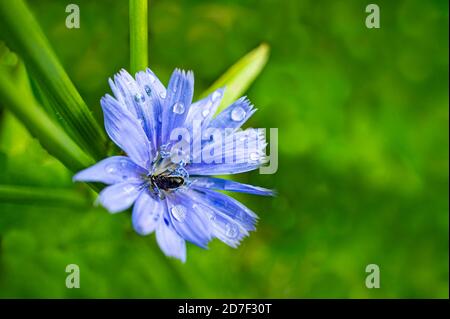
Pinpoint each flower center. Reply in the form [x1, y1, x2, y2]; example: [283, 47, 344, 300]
[144, 146, 189, 199]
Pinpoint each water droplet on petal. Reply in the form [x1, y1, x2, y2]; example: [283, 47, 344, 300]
[159, 91, 167, 99]
[225, 223, 239, 238]
[202, 109, 210, 117]
[160, 144, 171, 158]
[120, 160, 128, 168]
[171, 205, 186, 222]
[172, 102, 185, 114]
[148, 73, 156, 83]
[249, 152, 259, 161]
[158, 113, 162, 123]
[134, 93, 145, 103]
[212, 91, 222, 102]
[231, 106, 246, 122]
[105, 164, 117, 174]
[151, 210, 160, 222]
[144, 85, 152, 96]
[123, 184, 135, 194]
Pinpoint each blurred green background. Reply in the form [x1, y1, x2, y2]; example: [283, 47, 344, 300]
[0, 0, 448, 298]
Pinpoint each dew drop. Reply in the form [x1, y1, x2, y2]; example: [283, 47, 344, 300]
[120, 160, 128, 168]
[202, 109, 210, 118]
[158, 113, 162, 123]
[172, 102, 185, 114]
[147, 73, 156, 83]
[249, 152, 259, 161]
[144, 85, 152, 96]
[159, 91, 167, 99]
[212, 91, 222, 101]
[160, 144, 171, 158]
[134, 93, 145, 103]
[171, 205, 186, 222]
[123, 184, 135, 194]
[225, 223, 239, 238]
[230, 106, 246, 122]
[105, 164, 117, 174]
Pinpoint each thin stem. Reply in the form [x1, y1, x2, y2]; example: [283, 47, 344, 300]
[129, 0, 149, 74]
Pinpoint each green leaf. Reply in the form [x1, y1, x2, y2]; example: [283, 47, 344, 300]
[200, 43, 270, 113]
[0, 0, 107, 160]
[0, 65, 94, 172]
[0, 184, 89, 207]
[129, 0, 149, 74]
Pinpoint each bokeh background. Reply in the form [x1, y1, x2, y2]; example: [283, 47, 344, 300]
[0, 0, 448, 298]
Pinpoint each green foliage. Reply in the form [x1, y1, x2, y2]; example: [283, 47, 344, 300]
[0, 65, 93, 172]
[0, 0, 448, 298]
[0, 0, 107, 160]
[201, 43, 270, 113]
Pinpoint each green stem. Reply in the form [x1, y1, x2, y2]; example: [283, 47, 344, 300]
[129, 0, 149, 74]
[0, 184, 88, 207]
[0, 68, 94, 172]
[0, 0, 107, 160]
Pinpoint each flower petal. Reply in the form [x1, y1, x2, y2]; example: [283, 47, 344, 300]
[132, 191, 164, 235]
[161, 69, 194, 144]
[190, 128, 267, 169]
[184, 189, 251, 248]
[73, 156, 145, 185]
[135, 68, 167, 149]
[156, 206, 187, 262]
[101, 94, 153, 168]
[208, 96, 256, 131]
[184, 88, 224, 130]
[187, 188, 257, 232]
[98, 182, 142, 213]
[165, 192, 213, 249]
[191, 177, 275, 196]
[186, 163, 261, 175]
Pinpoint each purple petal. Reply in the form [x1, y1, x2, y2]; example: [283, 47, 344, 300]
[190, 128, 267, 170]
[184, 189, 251, 248]
[184, 88, 224, 129]
[98, 182, 142, 213]
[156, 206, 187, 262]
[135, 68, 167, 149]
[165, 192, 213, 248]
[161, 69, 194, 144]
[187, 188, 257, 232]
[73, 156, 145, 185]
[132, 191, 164, 235]
[208, 96, 256, 131]
[191, 177, 275, 196]
[101, 94, 153, 169]
[186, 162, 262, 175]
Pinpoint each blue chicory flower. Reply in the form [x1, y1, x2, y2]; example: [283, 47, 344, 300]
[74, 68, 274, 262]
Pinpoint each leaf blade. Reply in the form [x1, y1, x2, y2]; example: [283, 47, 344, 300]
[0, 0, 107, 159]
[201, 43, 270, 113]
[0, 65, 94, 172]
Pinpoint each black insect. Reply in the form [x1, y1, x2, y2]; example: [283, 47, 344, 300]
[151, 174, 185, 191]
